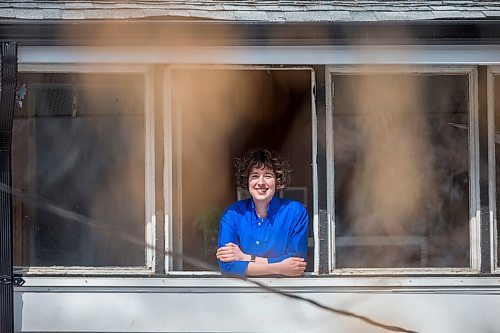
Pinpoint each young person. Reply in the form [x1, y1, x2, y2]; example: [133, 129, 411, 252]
[216, 149, 308, 277]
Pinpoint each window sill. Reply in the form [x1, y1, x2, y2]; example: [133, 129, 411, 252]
[14, 275, 500, 295]
[15, 266, 153, 276]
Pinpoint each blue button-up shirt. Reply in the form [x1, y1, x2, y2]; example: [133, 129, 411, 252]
[217, 195, 309, 276]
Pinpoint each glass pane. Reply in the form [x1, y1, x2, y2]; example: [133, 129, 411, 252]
[333, 73, 470, 268]
[495, 75, 500, 267]
[13, 73, 146, 267]
[171, 69, 313, 271]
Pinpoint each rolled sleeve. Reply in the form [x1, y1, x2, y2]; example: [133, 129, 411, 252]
[218, 260, 249, 277]
[217, 211, 249, 277]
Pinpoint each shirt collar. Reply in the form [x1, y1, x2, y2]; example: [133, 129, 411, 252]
[249, 194, 281, 223]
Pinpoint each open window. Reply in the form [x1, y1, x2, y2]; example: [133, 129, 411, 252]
[166, 67, 315, 272]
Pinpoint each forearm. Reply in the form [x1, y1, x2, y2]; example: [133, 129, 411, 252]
[246, 257, 306, 276]
[241, 254, 268, 264]
[217, 245, 305, 276]
[246, 262, 280, 276]
[217, 249, 271, 276]
[218, 258, 276, 277]
[243, 255, 276, 276]
[221, 252, 305, 276]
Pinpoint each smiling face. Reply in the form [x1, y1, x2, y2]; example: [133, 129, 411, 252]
[248, 166, 276, 206]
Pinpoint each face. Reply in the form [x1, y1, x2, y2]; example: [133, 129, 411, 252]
[248, 166, 276, 205]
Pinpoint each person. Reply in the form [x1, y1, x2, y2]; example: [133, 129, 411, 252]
[216, 149, 309, 277]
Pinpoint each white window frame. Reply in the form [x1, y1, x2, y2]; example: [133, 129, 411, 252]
[15, 64, 156, 275]
[163, 64, 319, 274]
[326, 65, 481, 275]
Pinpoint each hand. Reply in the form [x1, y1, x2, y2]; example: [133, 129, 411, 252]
[276, 257, 307, 276]
[216, 243, 249, 262]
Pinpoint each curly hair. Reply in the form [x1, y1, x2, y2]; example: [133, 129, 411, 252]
[234, 149, 291, 191]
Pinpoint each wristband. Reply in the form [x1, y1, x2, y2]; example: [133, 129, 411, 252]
[250, 255, 256, 262]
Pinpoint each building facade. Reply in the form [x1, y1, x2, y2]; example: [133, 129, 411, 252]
[1, 1, 500, 332]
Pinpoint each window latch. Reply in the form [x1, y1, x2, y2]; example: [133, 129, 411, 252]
[0, 274, 26, 286]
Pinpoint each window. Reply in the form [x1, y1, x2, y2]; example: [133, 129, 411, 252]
[12, 67, 154, 271]
[327, 66, 479, 272]
[166, 67, 315, 271]
[12, 63, 494, 276]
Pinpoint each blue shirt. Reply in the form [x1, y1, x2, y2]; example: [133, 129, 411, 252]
[217, 195, 309, 276]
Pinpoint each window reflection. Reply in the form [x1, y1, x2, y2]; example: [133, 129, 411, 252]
[333, 73, 470, 268]
[12, 73, 146, 267]
[495, 75, 500, 268]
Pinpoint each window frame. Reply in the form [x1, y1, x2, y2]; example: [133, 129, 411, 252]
[325, 65, 481, 275]
[14, 64, 156, 275]
[163, 64, 319, 274]
[488, 66, 500, 273]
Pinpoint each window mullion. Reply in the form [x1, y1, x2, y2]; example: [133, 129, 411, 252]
[476, 66, 490, 273]
[312, 65, 329, 274]
[153, 65, 165, 274]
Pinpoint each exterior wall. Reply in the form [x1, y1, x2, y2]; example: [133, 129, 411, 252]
[14, 277, 500, 333]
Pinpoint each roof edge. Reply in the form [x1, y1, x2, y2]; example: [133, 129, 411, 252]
[1, 19, 500, 46]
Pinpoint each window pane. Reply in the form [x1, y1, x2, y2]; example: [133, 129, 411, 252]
[171, 69, 313, 271]
[332, 73, 470, 268]
[495, 75, 500, 268]
[13, 73, 146, 267]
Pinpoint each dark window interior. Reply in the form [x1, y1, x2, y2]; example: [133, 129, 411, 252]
[171, 69, 313, 271]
